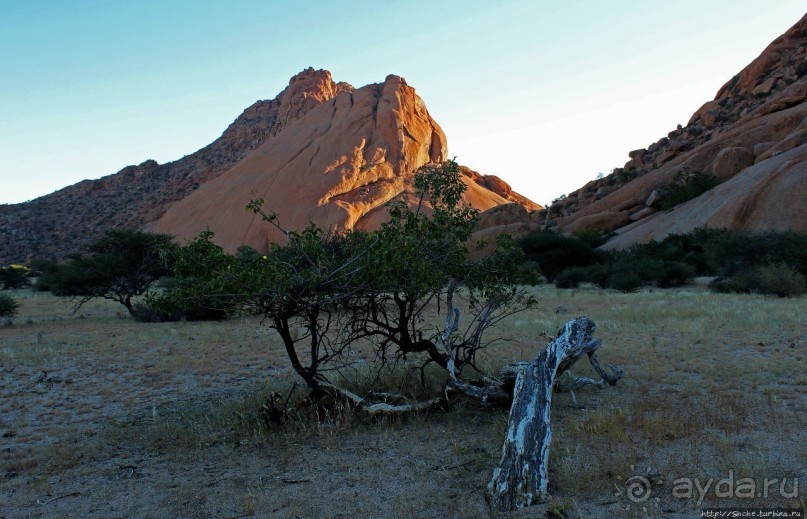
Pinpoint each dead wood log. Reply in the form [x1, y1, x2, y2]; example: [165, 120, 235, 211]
[487, 316, 622, 511]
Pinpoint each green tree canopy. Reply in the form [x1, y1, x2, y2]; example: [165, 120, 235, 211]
[39, 229, 175, 317]
[158, 159, 534, 402]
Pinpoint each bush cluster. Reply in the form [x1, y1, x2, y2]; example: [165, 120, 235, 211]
[518, 227, 806, 297]
[0, 266, 31, 290]
[516, 231, 606, 282]
[711, 264, 805, 298]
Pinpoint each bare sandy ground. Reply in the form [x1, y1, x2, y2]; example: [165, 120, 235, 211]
[1, 287, 805, 518]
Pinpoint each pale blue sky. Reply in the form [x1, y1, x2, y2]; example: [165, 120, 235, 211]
[1, 1, 804, 205]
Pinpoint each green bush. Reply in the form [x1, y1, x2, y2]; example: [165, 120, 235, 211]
[608, 271, 644, 293]
[658, 171, 718, 210]
[554, 267, 588, 289]
[0, 293, 19, 323]
[655, 261, 695, 288]
[517, 230, 607, 282]
[132, 298, 229, 323]
[0, 266, 31, 290]
[37, 229, 175, 317]
[628, 228, 807, 278]
[573, 228, 610, 247]
[756, 264, 805, 297]
[710, 264, 805, 297]
[585, 264, 610, 289]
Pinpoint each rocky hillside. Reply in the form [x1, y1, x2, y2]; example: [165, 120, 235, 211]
[0, 69, 538, 264]
[549, 13, 807, 246]
[150, 75, 540, 252]
[0, 68, 352, 264]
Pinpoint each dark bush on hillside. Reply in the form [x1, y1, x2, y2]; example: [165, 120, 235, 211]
[703, 230, 807, 277]
[554, 267, 588, 289]
[0, 293, 19, 323]
[627, 228, 724, 275]
[0, 266, 31, 290]
[573, 228, 610, 248]
[628, 228, 807, 279]
[658, 170, 718, 210]
[517, 230, 607, 282]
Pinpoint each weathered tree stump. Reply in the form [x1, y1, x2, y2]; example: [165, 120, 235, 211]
[487, 316, 623, 511]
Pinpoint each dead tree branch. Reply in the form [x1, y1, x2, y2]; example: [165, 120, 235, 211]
[487, 316, 623, 511]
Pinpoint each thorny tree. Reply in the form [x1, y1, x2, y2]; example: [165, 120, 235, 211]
[160, 159, 623, 510]
[162, 159, 534, 408]
[40, 229, 175, 317]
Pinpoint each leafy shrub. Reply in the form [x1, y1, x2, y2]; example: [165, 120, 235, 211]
[37, 229, 175, 317]
[608, 271, 644, 293]
[0, 266, 31, 290]
[585, 264, 609, 289]
[703, 230, 807, 277]
[625, 257, 694, 288]
[628, 228, 807, 279]
[132, 299, 228, 322]
[554, 267, 588, 289]
[517, 230, 607, 282]
[658, 171, 718, 210]
[573, 228, 610, 248]
[755, 264, 805, 297]
[713, 264, 806, 297]
[654, 261, 695, 288]
[0, 293, 19, 323]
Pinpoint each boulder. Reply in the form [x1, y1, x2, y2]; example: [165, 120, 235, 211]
[709, 147, 755, 181]
[645, 190, 662, 208]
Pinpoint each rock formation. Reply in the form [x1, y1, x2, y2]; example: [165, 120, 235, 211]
[538, 13, 807, 247]
[150, 75, 540, 252]
[0, 69, 539, 264]
[0, 68, 354, 263]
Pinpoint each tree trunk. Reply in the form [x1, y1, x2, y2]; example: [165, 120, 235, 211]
[487, 316, 622, 511]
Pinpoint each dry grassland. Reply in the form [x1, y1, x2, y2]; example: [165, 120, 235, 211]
[0, 286, 805, 518]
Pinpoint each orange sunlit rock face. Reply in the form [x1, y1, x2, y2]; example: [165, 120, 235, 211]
[152, 73, 540, 252]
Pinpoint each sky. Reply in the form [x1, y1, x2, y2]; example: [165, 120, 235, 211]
[1, 1, 805, 207]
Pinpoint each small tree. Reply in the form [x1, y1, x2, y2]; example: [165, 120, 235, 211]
[160, 159, 623, 510]
[0, 293, 19, 324]
[164, 159, 534, 403]
[0, 266, 31, 290]
[39, 229, 175, 317]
